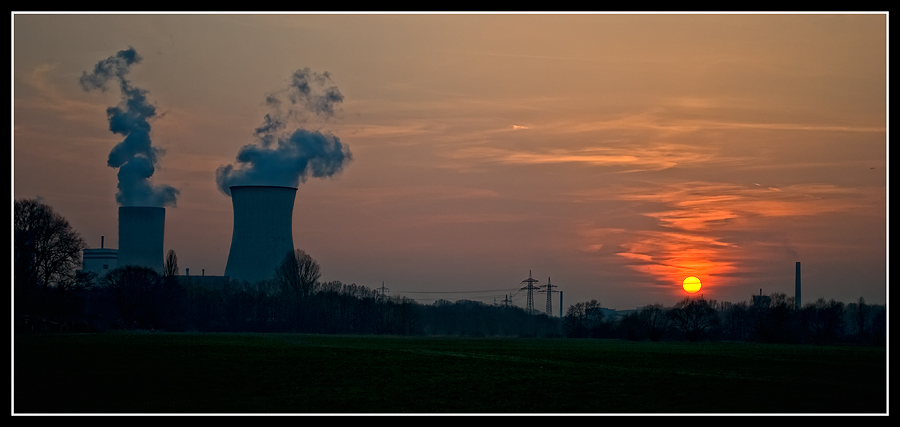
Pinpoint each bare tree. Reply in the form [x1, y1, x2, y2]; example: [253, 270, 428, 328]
[14, 199, 86, 293]
[801, 298, 845, 344]
[164, 249, 179, 278]
[849, 296, 870, 341]
[667, 297, 720, 342]
[721, 301, 752, 341]
[563, 300, 602, 338]
[750, 292, 797, 343]
[639, 304, 671, 342]
[276, 249, 321, 297]
[102, 266, 162, 328]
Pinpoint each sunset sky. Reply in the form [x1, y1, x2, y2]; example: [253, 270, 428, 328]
[13, 13, 887, 311]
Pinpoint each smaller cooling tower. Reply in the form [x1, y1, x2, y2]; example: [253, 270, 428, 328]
[118, 206, 165, 272]
[224, 185, 297, 283]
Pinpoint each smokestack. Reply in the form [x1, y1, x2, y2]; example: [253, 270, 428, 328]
[795, 262, 801, 310]
[101, 235, 104, 249]
[224, 185, 297, 283]
[117, 206, 165, 272]
[559, 291, 563, 318]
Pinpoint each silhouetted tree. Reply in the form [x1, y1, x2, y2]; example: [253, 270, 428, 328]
[102, 266, 162, 329]
[720, 301, 752, 341]
[871, 305, 886, 346]
[563, 300, 602, 338]
[14, 199, 86, 294]
[276, 249, 321, 298]
[801, 298, 845, 345]
[847, 296, 870, 343]
[154, 250, 186, 331]
[618, 304, 672, 342]
[14, 199, 87, 326]
[640, 304, 671, 342]
[667, 297, 720, 342]
[749, 292, 797, 343]
[164, 249, 179, 279]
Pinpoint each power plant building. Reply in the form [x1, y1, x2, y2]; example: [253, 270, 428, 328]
[81, 236, 118, 278]
[224, 185, 297, 283]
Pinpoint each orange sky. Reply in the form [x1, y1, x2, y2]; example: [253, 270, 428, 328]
[13, 13, 887, 310]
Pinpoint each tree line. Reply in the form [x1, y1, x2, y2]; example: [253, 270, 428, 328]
[13, 198, 886, 344]
[13, 198, 551, 336]
[562, 294, 886, 346]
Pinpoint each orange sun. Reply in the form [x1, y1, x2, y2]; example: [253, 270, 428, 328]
[682, 276, 702, 294]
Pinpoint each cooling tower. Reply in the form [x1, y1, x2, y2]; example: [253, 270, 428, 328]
[224, 185, 297, 283]
[118, 206, 165, 272]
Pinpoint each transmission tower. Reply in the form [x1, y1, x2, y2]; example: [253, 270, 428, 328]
[378, 281, 390, 299]
[538, 276, 559, 316]
[520, 270, 540, 315]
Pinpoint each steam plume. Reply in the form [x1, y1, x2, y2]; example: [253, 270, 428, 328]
[80, 47, 179, 207]
[216, 67, 352, 196]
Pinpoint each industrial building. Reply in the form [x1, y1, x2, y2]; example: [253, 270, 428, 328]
[80, 236, 118, 278]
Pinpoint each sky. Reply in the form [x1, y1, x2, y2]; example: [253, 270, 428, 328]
[12, 12, 888, 311]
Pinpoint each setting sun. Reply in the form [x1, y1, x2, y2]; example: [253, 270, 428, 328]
[683, 276, 702, 294]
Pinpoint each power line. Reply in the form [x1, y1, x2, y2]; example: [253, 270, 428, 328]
[385, 272, 559, 312]
[392, 287, 521, 294]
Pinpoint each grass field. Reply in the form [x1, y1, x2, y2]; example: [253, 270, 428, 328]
[13, 332, 887, 414]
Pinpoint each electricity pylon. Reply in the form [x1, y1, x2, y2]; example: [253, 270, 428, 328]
[520, 270, 540, 315]
[538, 277, 559, 316]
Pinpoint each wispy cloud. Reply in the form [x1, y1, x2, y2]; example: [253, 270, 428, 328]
[446, 143, 731, 173]
[619, 182, 865, 225]
[575, 180, 877, 297]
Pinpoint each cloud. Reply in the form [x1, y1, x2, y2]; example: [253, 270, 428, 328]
[576, 180, 871, 295]
[446, 143, 727, 173]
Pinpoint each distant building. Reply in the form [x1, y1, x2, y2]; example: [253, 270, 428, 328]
[586, 306, 622, 321]
[179, 268, 230, 289]
[179, 274, 230, 290]
[80, 236, 118, 283]
[615, 308, 641, 317]
[752, 289, 771, 306]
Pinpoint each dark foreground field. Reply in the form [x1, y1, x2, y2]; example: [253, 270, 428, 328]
[14, 332, 887, 414]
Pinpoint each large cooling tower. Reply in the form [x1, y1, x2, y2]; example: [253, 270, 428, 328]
[224, 185, 297, 283]
[118, 206, 165, 272]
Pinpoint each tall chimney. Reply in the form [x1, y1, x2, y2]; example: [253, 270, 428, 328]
[224, 185, 297, 283]
[118, 206, 165, 272]
[559, 291, 563, 318]
[795, 262, 801, 310]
